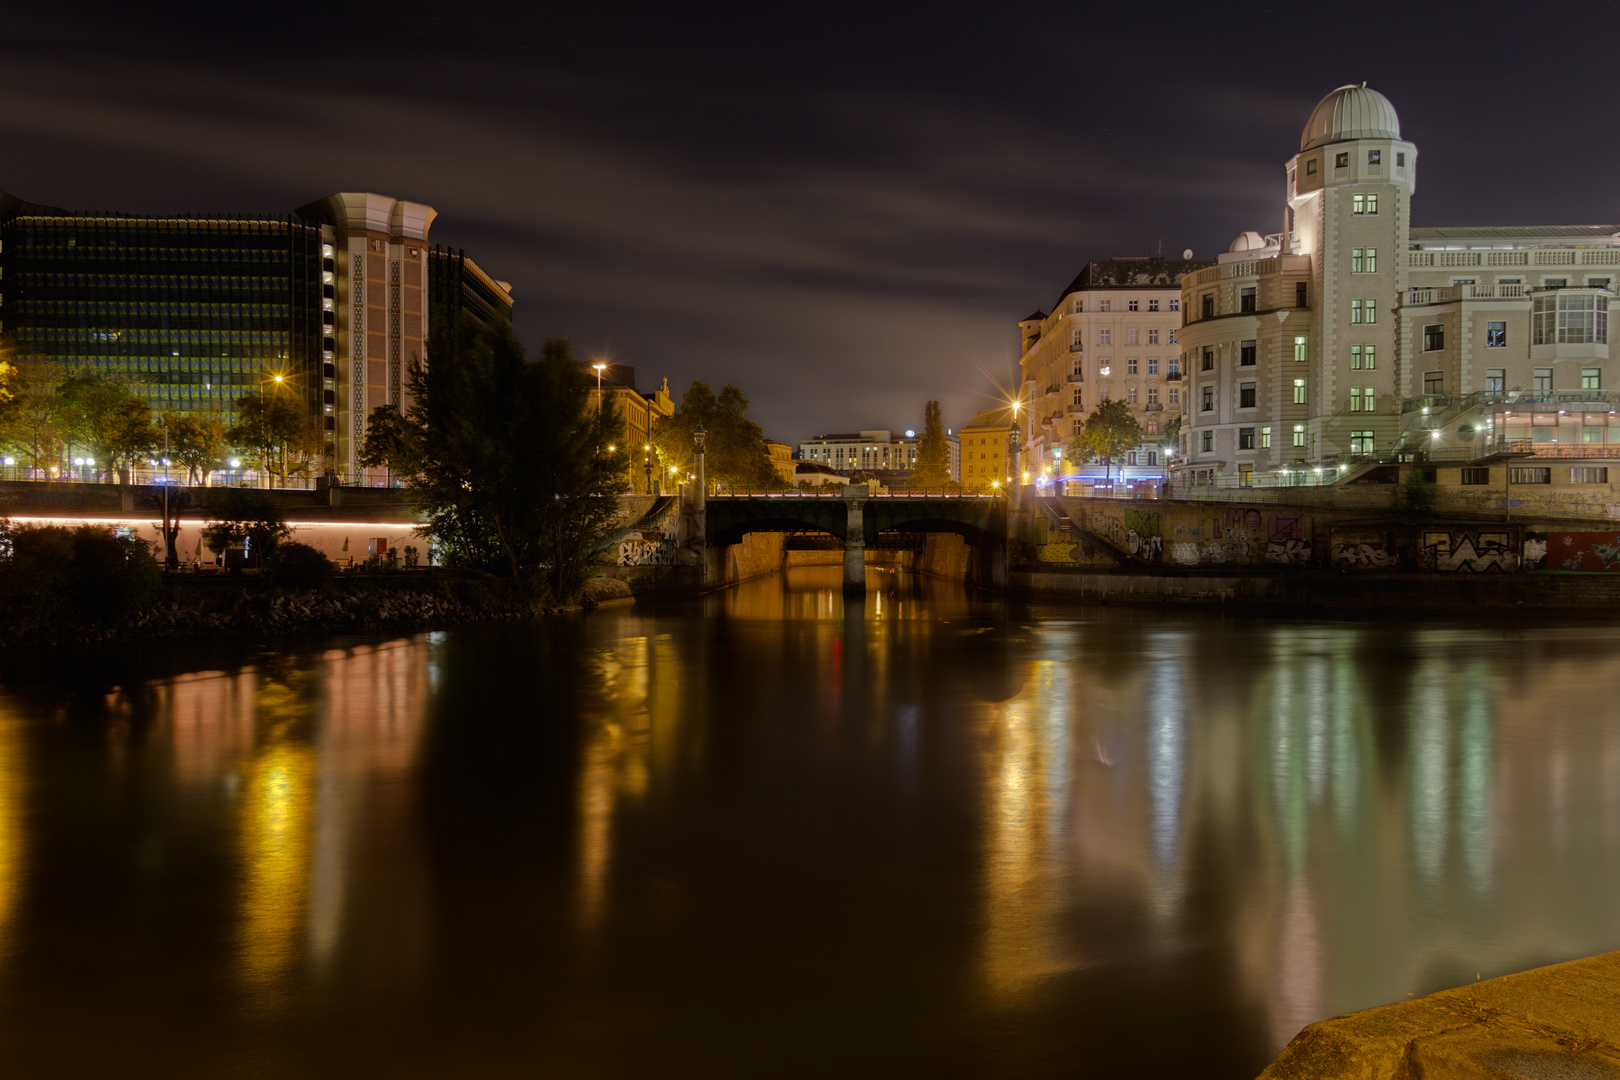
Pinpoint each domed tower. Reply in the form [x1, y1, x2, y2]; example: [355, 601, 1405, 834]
[1286, 84, 1416, 460]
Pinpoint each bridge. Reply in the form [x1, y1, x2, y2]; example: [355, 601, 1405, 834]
[700, 488, 1007, 593]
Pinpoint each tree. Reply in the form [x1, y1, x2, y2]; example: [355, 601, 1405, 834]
[61, 375, 158, 484]
[359, 404, 413, 477]
[202, 488, 290, 568]
[1068, 399, 1143, 490]
[0, 360, 71, 477]
[910, 400, 952, 489]
[228, 390, 307, 481]
[162, 411, 228, 485]
[375, 316, 626, 601]
[651, 381, 780, 492]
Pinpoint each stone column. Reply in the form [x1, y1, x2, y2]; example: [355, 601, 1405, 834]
[842, 484, 867, 595]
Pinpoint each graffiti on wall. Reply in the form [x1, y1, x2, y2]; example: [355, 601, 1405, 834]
[1168, 509, 1310, 566]
[1536, 531, 1620, 571]
[1265, 514, 1310, 564]
[1330, 527, 1396, 569]
[1123, 509, 1162, 561]
[618, 535, 677, 566]
[1419, 529, 1519, 573]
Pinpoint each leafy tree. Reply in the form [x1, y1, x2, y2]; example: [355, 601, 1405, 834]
[202, 488, 290, 567]
[1403, 468, 1438, 515]
[1160, 415, 1182, 455]
[0, 524, 159, 622]
[61, 375, 158, 484]
[161, 411, 229, 485]
[359, 403, 413, 477]
[0, 360, 71, 476]
[910, 400, 952, 489]
[651, 381, 779, 492]
[228, 390, 308, 480]
[1067, 399, 1143, 489]
[375, 316, 626, 601]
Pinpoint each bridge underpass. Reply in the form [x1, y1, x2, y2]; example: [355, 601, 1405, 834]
[702, 489, 1007, 593]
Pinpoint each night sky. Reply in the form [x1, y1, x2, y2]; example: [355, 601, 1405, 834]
[3, 2, 1617, 443]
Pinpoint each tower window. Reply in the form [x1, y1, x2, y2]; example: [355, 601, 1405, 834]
[1335, 152, 1349, 168]
[1306, 159, 1318, 175]
[1396, 152, 1406, 167]
[1367, 149, 1381, 165]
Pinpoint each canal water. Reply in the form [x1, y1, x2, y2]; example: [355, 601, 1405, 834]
[0, 566, 1617, 1078]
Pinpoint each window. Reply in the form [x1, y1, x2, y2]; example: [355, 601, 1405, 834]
[1072, 388, 1083, 406]
[1071, 329, 1083, 349]
[1363, 386, 1376, 409]
[1149, 299, 1160, 312]
[1202, 431, 1214, 452]
[1365, 248, 1377, 273]
[1306, 158, 1318, 175]
[1073, 300, 1083, 313]
[1461, 467, 1491, 486]
[1396, 153, 1405, 167]
[1148, 328, 1159, 344]
[1352, 248, 1364, 273]
[1072, 360, 1083, 378]
[1201, 386, 1214, 411]
[1545, 278, 1567, 289]
[1534, 368, 1553, 392]
[1202, 294, 1214, 319]
[1073, 418, 1083, 436]
[1124, 299, 1137, 312]
[1351, 299, 1363, 323]
[1148, 451, 1158, 465]
[1240, 340, 1256, 366]
[1147, 357, 1158, 374]
[1294, 335, 1308, 362]
[1366, 193, 1378, 214]
[1352, 194, 1365, 215]
[1201, 348, 1214, 371]
[1572, 467, 1610, 484]
[1128, 357, 1138, 374]
[1168, 298, 1179, 312]
[1296, 281, 1309, 307]
[1591, 278, 1611, 290]
[1424, 324, 1445, 351]
[1292, 424, 1307, 447]
[1240, 382, 1256, 408]
[1147, 387, 1158, 405]
[1335, 152, 1349, 168]
[1363, 344, 1376, 369]
[1510, 467, 1551, 484]
[1098, 328, 1111, 345]
[1293, 378, 1307, 404]
[1124, 328, 1138, 345]
[1100, 387, 1110, 402]
[1168, 356, 1180, 376]
[1533, 292, 1609, 344]
[1486, 368, 1505, 392]
[1486, 321, 1506, 347]
[1584, 368, 1602, 390]
[1350, 345, 1363, 370]
[1168, 387, 1179, 405]
[1125, 388, 1138, 405]
[1099, 298, 1112, 312]
[1424, 371, 1444, 394]
[1350, 430, 1374, 454]
[1125, 451, 1138, 465]
[1239, 427, 1256, 450]
[1261, 426, 1272, 449]
[1240, 286, 1256, 312]
[1350, 388, 1363, 411]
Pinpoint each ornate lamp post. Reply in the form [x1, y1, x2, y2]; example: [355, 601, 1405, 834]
[644, 444, 654, 496]
[693, 423, 707, 496]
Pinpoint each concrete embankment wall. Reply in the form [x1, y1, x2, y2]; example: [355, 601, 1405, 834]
[1014, 566, 1620, 612]
[1260, 949, 1620, 1079]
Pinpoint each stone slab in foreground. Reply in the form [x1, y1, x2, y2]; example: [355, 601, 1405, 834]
[1260, 950, 1620, 1079]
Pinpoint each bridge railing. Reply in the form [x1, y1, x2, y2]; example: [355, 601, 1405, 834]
[704, 491, 999, 499]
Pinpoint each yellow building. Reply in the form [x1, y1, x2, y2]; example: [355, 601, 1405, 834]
[764, 441, 796, 487]
[959, 408, 1016, 492]
[587, 363, 675, 493]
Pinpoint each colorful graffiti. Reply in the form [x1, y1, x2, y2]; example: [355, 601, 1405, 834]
[1330, 527, 1396, 569]
[1169, 509, 1310, 566]
[1264, 514, 1310, 564]
[1536, 531, 1620, 572]
[1419, 530, 1519, 573]
[1123, 510, 1162, 561]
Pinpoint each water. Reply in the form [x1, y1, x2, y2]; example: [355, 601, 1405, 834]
[0, 565, 1618, 1078]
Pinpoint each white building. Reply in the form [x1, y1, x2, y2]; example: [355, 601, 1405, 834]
[1178, 84, 1620, 488]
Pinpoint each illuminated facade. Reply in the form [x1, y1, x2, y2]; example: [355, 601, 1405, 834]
[585, 363, 675, 493]
[1016, 257, 1212, 490]
[0, 189, 512, 481]
[958, 408, 1014, 491]
[798, 430, 922, 474]
[1178, 84, 1620, 489]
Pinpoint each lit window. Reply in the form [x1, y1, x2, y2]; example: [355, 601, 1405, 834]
[1294, 335, 1308, 362]
[1335, 152, 1349, 168]
[1260, 426, 1271, 449]
[1351, 299, 1363, 323]
[1350, 388, 1362, 411]
[1351, 430, 1374, 454]
[1238, 463, 1254, 486]
[1306, 159, 1317, 175]
[1353, 194, 1365, 215]
[1363, 386, 1376, 409]
[1366, 193, 1379, 214]
[1292, 424, 1307, 447]
[1367, 149, 1381, 165]
[1099, 298, 1112, 312]
[1293, 378, 1307, 404]
[1364, 344, 1376, 369]
[1350, 345, 1362, 370]
[1583, 368, 1602, 390]
[1486, 321, 1506, 347]
[1352, 248, 1363, 273]
[1486, 368, 1505, 392]
[1365, 248, 1377, 273]
[1366, 299, 1377, 323]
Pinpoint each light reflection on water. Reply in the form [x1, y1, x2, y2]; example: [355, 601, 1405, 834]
[0, 566, 1615, 1076]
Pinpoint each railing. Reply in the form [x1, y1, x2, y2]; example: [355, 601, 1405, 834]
[1406, 283, 1531, 304]
[1068, 373, 1084, 384]
[1143, 402, 1164, 412]
[1069, 343, 1083, 352]
[1045, 385, 1062, 396]
[1408, 248, 1620, 269]
[1185, 257, 1283, 287]
[706, 490, 995, 499]
[1401, 389, 1620, 414]
[1165, 372, 1182, 381]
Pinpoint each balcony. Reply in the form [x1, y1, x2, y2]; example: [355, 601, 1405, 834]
[1406, 283, 1531, 305]
[1143, 402, 1164, 412]
[1166, 372, 1182, 382]
[1068, 373, 1084, 384]
[1069, 343, 1083, 353]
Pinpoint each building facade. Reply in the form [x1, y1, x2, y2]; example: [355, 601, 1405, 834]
[586, 363, 676, 493]
[798, 430, 922, 474]
[1178, 84, 1620, 490]
[1016, 257, 1211, 492]
[959, 408, 1015, 491]
[0, 189, 512, 482]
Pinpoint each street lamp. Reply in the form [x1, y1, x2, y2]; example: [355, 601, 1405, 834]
[643, 444, 654, 496]
[593, 363, 607, 417]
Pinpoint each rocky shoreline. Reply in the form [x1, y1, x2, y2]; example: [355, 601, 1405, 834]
[1, 574, 637, 647]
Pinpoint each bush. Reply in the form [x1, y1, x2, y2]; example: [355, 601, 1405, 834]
[268, 541, 333, 589]
[1403, 469, 1439, 515]
[0, 524, 160, 622]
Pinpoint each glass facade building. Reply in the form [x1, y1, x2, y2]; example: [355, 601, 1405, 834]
[0, 206, 328, 427]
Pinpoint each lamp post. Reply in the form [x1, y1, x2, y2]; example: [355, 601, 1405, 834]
[644, 444, 654, 496]
[693, 423, 707, 497]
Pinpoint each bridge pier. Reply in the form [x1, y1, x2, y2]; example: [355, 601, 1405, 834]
[843, 486, 866, 594]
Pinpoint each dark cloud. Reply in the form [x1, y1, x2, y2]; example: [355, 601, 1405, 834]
[2, 1, 1618, 441]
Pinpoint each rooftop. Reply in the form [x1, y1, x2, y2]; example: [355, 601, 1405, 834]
[1411, 224, 1620, 247]
[1054, 257, 1215, 306]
